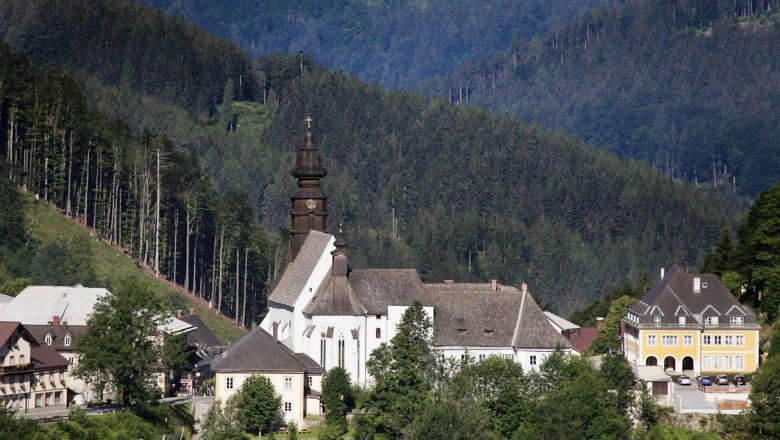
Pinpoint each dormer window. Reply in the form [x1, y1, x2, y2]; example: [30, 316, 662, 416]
[44, 335, 53, 345]
[457, 328, 467, 335]
[63, 335, 71, 346]
[653, 316, 661, 324]
[730, 316, 744, 325]
[704, 316, 719, 325]
[678, 316, 686, 325]
[484, 329, 494, 335]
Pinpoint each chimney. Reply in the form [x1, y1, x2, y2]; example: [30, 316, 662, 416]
[490, 280, 498, 291]
[443, 280, 455, 284]
[520, 283, 528, 293]
[693, 277, 701, 294]
[596, 317, 604, 331]
[189, 307, 195, 316]
[52, 316, 59, 326]
[177, 309, 183, 318]
[660, 267, 665, 280]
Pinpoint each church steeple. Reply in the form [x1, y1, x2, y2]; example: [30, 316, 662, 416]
[289, 117, 328, 260]
[331, 224, 349, 277]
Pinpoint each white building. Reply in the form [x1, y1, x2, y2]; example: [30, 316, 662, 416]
[255, 127, 571, 387]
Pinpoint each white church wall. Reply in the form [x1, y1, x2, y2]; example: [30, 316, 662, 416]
[260, 303, 293, 342]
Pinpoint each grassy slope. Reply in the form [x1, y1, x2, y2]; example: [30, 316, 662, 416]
[24, 192, 247, 345]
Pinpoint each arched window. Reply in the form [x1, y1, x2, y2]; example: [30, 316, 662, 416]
[44, 335, 52, 345]
[338, 337, 345, 369]
[63, 335, 71, 346]
[375, 328, 381, 339]
[320, 338, 327, 367]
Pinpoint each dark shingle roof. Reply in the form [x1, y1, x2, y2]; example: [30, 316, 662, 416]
[179, 315, 225, 347]
[268, 231, 333, 307]
[349, 269, 424, 315]
[422, 285, 520, 346]
[303, 272, 367, 316]
[511, 290, 571, 349]
[211, 327, 322, 373]
[25, 325, 87, 351]
[31, 344, 68, 370]
[629, 265, 758, 326]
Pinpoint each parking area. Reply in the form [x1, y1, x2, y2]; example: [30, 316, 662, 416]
[672, 382, 750, 414]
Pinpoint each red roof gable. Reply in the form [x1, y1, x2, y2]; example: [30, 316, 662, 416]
[567, 327, 598, 352]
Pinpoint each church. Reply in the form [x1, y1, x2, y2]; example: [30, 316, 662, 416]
[258, 124, 572, 387]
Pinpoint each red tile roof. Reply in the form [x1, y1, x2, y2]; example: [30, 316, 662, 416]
[567, 327, 598, 352]
[0, 321, 21, 346]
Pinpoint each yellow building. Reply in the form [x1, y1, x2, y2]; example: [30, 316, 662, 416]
[622, 265, 759, 375]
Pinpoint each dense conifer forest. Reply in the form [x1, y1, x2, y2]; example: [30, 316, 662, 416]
[0, 0, 745, 314]
[0, 43, 273, 326]
[422, 0, 780, 197]
[135, 0, 619, 89]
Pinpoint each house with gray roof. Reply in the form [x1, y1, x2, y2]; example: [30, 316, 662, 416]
[623, 265, 760, 375]
[211, 326, 324, 428]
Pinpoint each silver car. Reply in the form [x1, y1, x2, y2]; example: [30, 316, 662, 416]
[679, 375, 692, 385]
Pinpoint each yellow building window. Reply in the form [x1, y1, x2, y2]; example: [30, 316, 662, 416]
[647, 335, 656, 346]
[661, 335, 678, 346]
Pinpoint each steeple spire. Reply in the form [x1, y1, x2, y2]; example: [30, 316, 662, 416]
[331, 223, 349, 277]
[289, 118, 328, 260]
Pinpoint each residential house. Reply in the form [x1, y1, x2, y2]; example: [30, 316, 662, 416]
[623, 265, 760, 374]
[210, 327, 324, 428]
[0, 322, 68, 415]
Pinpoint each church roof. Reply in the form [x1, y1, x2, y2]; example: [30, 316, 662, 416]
[303, 272, 367, 316]
[629, 265, 758, 326]
[268, 231, 334, 308]
[349, 269, 425, 315]
[423, 286, 521, 346]
[211, 327, 323, 374]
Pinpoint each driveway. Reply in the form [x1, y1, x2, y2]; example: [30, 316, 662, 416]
[190, 396, 215, 440]
[673, 385, 718, 413]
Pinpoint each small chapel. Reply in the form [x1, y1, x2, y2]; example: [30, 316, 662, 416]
[257, 124, 572, 386]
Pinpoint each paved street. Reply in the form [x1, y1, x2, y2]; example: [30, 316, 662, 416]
[190, 396, 214, 440]
[674, 385, 716, 413]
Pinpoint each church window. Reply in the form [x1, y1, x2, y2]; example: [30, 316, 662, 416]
[63, 335, 71, 346]
[338, 338, 345, 369]
[44, 335, 53, 345]
[320, 339, 326, 367]
[375, 328, 381, 339]
[284, 377, 293, 390]
[226, 377, 234, 390]
[530, 355, 537, 366]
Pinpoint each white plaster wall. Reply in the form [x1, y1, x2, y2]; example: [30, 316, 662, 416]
[215, 372, 307, 427]
[260, 305, 293, 342]
[438, 347, 516, 363]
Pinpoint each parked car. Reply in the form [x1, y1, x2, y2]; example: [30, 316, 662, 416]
[678, 375, 692, 385]
[733, 375, 747, 386]
[699, 376, 713, 386]
[716, 375, 729, 385]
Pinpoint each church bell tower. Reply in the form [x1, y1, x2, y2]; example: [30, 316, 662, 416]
[289, 118, 328, 260]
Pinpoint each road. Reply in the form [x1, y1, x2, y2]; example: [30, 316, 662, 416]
[190, 396, 214, 440]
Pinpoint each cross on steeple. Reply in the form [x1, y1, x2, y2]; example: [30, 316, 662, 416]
[305, 116, 313, 129]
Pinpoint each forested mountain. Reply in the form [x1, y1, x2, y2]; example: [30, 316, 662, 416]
[0, 43, 274, 328]
[134, 0, 617, 89]
[0, 0, 258, 118]
[421, 0, 780, 197]
[0, 0, 741, 314]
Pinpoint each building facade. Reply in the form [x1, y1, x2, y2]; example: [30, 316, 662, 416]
[622, 265, 760, 375]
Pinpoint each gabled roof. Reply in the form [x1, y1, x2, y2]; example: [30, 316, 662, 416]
[567, 327, 598, 352]
[349, 269, 424, 315]
[25, 325, 87, 351]
[629, 265, 758, 326]
[31, 344, 68, 370]
[0, 321, 22, 346]
[179, 314, 225, 347]
[303, 272, 367, 316]
[211, 327, 323, 374]
[544, 311, 580, 332]
[268, 231, 334, 307]
[423, 285, 521, 347]
[511, 290, 571, 349]
[0, 286, 110, 325]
